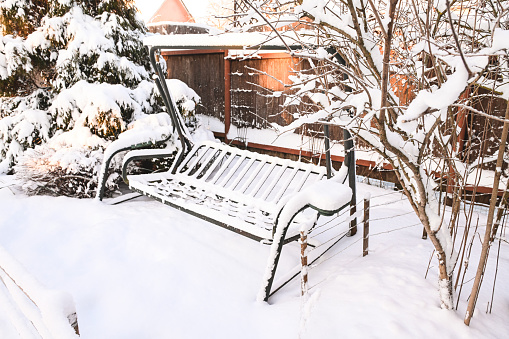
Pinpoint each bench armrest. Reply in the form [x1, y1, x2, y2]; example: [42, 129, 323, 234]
[259, 179, 352, 302]
[278, 180, 352, 226]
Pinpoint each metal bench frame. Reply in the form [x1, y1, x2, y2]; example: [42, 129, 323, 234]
[98, 36, 357, 301]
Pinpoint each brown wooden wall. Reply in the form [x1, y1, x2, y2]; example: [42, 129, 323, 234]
[162, 51, 225, 121]
[161, 51, 348, 144]
[229, 54, 303, 129]
[161, 51, 508, 160]
[462, 87, 508, 171]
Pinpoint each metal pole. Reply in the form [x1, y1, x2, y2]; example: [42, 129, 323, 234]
[324, 124, 332, 179]
[343, 128, 357, 236]
[224, 53, 231, 138]
[149, 46, 191, 151]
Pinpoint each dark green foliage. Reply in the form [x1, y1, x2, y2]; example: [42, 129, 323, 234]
[0, 0, 160, 179]
[0, 0, 50, 37]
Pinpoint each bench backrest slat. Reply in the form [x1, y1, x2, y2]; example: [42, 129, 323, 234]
[269, 166, 300, 203]
[196, 149, 224, 180]
[191, 148, 222, 179]
[258, 164, 287, 201]
[206, 151, 235, 184]
[228, 157, 257, 191]
[216, 154, 248, 188]
[178, 145, 206, 175]
[289, 167, 313, 195]
[246, 162, 278, 198]
[235, 159, 262, 193]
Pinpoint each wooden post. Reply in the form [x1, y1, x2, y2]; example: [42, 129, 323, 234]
[363, 194, 370, 256]
[300, 230, 308, 297]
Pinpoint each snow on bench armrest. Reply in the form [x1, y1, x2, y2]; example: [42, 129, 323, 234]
[277, 179, 352, 233]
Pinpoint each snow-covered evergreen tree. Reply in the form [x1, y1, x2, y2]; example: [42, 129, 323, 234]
[0, 0, 167, 197]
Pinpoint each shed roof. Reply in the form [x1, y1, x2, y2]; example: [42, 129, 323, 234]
[148, 0, 194, 24]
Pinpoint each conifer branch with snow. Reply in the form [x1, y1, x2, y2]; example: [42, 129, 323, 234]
[0, 0, 174, 196]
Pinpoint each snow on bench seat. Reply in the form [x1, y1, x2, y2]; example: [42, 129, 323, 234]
[126, 140, 332, 242]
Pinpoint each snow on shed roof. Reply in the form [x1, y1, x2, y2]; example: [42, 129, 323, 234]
[143, 32, 303, 51]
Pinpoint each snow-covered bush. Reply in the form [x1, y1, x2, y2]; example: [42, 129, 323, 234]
[51, 80, 155, 139]
[0, 34, 32, 95]
[16, 111, 178, 198]
[42, 6, 150, 91]
[0, 89, 52, 172]
[0, 0, 165, 196]
[164, 78, 201, 127]
[15, 140, 108, 198]
[12, 76, 199, 197]
[166, 79, 200, 117]
[0, 108, 52, 172]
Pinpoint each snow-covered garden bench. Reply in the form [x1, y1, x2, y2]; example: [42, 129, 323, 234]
[122, 139, 353, 242]
[97, 32, 357, 301]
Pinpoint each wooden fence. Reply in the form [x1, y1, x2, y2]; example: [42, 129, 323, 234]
[162, 50, 398, 184]
[161, 50, 508, 192]
[161, 51, 346, 140]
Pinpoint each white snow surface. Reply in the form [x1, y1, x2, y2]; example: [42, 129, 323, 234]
[143, 32, 302, 50]
[277, 179, 352, 229]
[0, 174, 507, 338]
[491, 28, 509, 53]
[0, 245, 78, 339]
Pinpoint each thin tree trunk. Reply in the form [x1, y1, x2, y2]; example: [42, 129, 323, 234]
[375, 0, 454, 309]
[380, 0, 399, 125]
[464, 100, 509, 325]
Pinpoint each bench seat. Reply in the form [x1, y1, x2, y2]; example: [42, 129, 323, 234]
[125, 140, 332, 242]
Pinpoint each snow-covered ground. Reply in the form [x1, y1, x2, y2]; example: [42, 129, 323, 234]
[0, 174, 507, 338]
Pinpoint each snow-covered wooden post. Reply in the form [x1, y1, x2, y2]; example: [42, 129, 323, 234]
[300, 228, 308, 297]
[363, 193, 370, 257]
